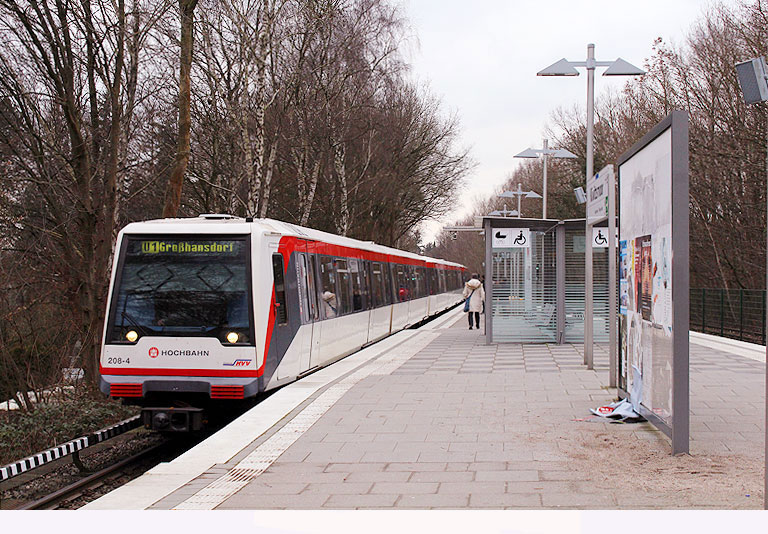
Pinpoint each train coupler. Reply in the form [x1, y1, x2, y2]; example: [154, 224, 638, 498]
[142, 407, 205, 432]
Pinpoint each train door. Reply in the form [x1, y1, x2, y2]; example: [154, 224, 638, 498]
[296, 250, 318, 372]
[276, 240, 316, 381]
[271, 248, 294, 380]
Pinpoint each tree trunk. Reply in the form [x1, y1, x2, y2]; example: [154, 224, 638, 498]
[163, 0, 199, 218]
[240, 99, 258, 215]
[301, 159, 321, 226]
[334, 141, 349, 236]
[259, 142, 278, 218]
[249, 0, 272, 216]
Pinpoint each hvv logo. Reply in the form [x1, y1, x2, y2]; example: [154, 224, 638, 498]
[223, 359, 252, 367]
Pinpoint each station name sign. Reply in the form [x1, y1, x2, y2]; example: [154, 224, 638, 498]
[587, 166, 612, 224]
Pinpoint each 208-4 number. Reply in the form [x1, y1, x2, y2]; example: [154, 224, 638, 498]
[107, 357, 130, 365]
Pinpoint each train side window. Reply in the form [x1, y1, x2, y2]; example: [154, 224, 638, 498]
[334, 259, 352, 315]
[408, 265, 416, 300]
[371, 262, 383, 307]
[395, 265, 407, 302]
[360, 260, 372, 310]
[349, 259, 364, 312]
[387, 263, 397, 304]
[308, 255, 319, 320]
[298, 254, 318, 323]
[438, 270, 445, 293]
[319, 255, 338, 319]
[407, 266, 414, 300]
[271, 254, 288, 325]
[416, 267, 426, 298]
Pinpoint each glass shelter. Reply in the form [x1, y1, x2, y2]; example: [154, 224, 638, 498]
[482, 217, 609, 345]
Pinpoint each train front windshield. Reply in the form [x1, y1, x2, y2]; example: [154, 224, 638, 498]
[107, 236, 252, 344]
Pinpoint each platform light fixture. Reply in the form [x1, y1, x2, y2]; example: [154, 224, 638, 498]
[514, 139, 577, 218]
[499, 184, 542, 219]
[489, 208, 519, 217]
[538, 44, 644, 377]
[538, 44, 645, 200]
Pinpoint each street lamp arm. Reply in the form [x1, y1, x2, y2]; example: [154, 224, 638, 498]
[537, 58, 580, 76]
[537, 58, 644, 77]
[603, 58, 645, 76]
[552, 148, 577, 159]
[514, 148, 541, 158]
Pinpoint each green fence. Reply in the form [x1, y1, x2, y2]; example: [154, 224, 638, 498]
[690, 288, 766, 345]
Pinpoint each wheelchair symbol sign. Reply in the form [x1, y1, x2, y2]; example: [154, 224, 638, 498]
[492, 228, 530, 249]
[592, 227, 610, 248]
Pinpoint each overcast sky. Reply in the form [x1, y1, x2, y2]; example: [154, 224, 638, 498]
[401, 0, 738, 242]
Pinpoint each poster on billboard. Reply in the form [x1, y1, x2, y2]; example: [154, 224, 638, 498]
[617, 111, 689, 455]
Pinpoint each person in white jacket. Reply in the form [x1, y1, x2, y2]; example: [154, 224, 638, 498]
[462, 273, 485, 330]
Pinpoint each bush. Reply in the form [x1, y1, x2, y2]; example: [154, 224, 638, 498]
[0, 391, 138, 465]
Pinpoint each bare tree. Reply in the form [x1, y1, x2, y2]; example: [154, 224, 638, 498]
[0, 0, 132, 387]
[163, 0, 199, 217]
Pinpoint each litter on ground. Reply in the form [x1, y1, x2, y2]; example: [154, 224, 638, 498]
[590, 398, 645, 423]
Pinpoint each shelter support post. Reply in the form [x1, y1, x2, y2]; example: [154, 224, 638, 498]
[608, 173, 617, 387]
[585, 222, 594, 369]
[485, 218, 493, 345]
[556, 223, 566, 344]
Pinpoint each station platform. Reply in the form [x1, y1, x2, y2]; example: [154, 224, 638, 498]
[84, 307, 765, 510]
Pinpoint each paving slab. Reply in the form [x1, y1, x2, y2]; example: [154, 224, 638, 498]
[89, 306, 765, 510]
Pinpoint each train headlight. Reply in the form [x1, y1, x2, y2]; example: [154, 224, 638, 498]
[125, 330, 139, 343]
[226, 331, 239, 344]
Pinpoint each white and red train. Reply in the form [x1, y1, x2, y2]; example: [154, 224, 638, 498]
[99, 214, 466, 431]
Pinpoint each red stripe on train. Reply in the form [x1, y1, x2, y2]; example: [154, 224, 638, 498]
[277, 236, 465, 270]
[100, 367, 261, 377]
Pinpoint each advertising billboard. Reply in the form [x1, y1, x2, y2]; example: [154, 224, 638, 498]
[617, 111, 689, 454]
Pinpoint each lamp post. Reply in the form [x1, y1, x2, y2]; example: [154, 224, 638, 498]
[499, 184, 542, 219]
[515, 139, 577, 219]
[538, 43, 644, 376]
[538, 44, 645, 191]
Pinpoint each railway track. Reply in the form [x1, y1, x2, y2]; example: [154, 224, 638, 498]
[1, 400, 262, 510]
[3, 430, 220, 510]
[19, 442, 168, 510]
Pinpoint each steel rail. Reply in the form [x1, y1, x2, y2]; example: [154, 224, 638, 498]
[18, 442, 166, 510]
